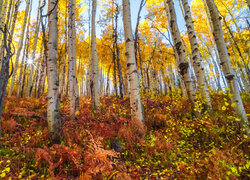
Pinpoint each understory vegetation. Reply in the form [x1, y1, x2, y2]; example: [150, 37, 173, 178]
[0, 91, 249, 179]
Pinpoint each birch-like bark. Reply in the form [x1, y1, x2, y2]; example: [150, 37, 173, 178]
[106, 65, 111, 95]
[8, 0, 21, 44]
[17, 0, 33, 98]
[0, 0, 3, 15]
[90, 0, 100, 108]
[8, 0, 30, 97]
[26, 0, 41, 97]
[68, 0, 76, 118]
[47, 0, 61, 141]
[205, 0, 249, 136]
[59, 4, 67, 98]
[17, 26, 29, 98]
[73, 0, 79, 111]
[181, 0, 212, 111]
[164, 0, 199, 116]
[114, 4, 124, 98]
[0, 0, 7, 44]
[122, 0, 144, 122]
[33, 45, 43, 97]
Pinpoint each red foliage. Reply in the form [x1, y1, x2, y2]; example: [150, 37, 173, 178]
[36, 144, 83, 177]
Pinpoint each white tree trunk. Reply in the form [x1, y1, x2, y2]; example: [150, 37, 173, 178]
[8, 0, 30, 97]
[68, 0, 76, 118]
[90, 0, 100, 108]
[72, 0, 79, 111]
[122, 0, 144, 122]
[47, 0, 61, 141]
[181, 0, 212, 111]
[164, 0, 199, 116]
[0, 0, 3, 15]
[26, 0, 41, 97]
[0, 0, 7, 44]
[205, 0, 249, 136]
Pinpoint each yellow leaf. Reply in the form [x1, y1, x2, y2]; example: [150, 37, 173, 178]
[231, 103, 237, 108]
[222, 106, 226, 111]
[235, 118, 241, 122]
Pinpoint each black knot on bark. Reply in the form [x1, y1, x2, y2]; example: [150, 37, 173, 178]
[127, 63, 133, 67]
[225, 74, 234, 80]
[179, 62, 189, 75]
[126, 38, 131, 42]
[175, 41, 182, 51]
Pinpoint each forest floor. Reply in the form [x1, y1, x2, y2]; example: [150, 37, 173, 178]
[0, 92, 249, 179]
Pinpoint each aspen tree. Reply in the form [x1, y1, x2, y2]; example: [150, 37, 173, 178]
[122, 0, 144, 122]
[68, 0, 76, 118]
[90, 0, 100, 108]
[17, 0, 33, 98]
[164, 0, 199, 116]
[8, 0, 30, 97]
[0, 0, 7, 44]
[0, 0, 3, 15]
[181, 0, 212, 111]
[26, 0, 41, 97]
[72, 0, 79, 111]
[205, 0, 249, 136]
[47, 0, 61, 141]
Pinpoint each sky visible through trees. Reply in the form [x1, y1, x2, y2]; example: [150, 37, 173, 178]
[21, 0, 189, 35]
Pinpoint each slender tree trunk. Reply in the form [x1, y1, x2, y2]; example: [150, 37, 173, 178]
[205, 0, 249, 136]
[47, 0, 61, 141]
[33, 45, 43, 97]
[114, 4, 123, 98]
[68, 0, 76, 119]
[164, 0, 199, 117]
[90, 0, 100, 108]
[0, 0, 7, 45]
[37, 55, 46, 97]
[0, 0, 3, 16]
[60, 5, 67, 98]
[38, 0, 48, 97]
[112, 49, 118, 96]
[134, 0, 145, 65]
[122, 0, 144, 122]
[26, 0, 41, 97]
[8, 0, 20, 43]
[86, 0, 91, 99]
[17, 18, 31, 98]
[181, 0, 212, 111]
[0, 0, 12, 66]
[0, 3, 15, 138]
[106, 65, 111, 96]
[8, 0, 30, 97]
[221, 15, 250, 83]
[72, 0, 79, 111]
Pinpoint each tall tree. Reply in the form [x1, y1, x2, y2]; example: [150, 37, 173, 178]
[205, 0, 249, 136]
[47, 0, 61, 141]
[90, 0, 100, 108]
[8, 0, 31, 97]
[113, 3, 124, 98]
[26, 0, 41, 97]
[0, 1, 14, 138]
[164, 0, 199, 116]
[180, 0, 212, 111]
[68, 0, 77, 118]
[122, 0, 144, 122]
